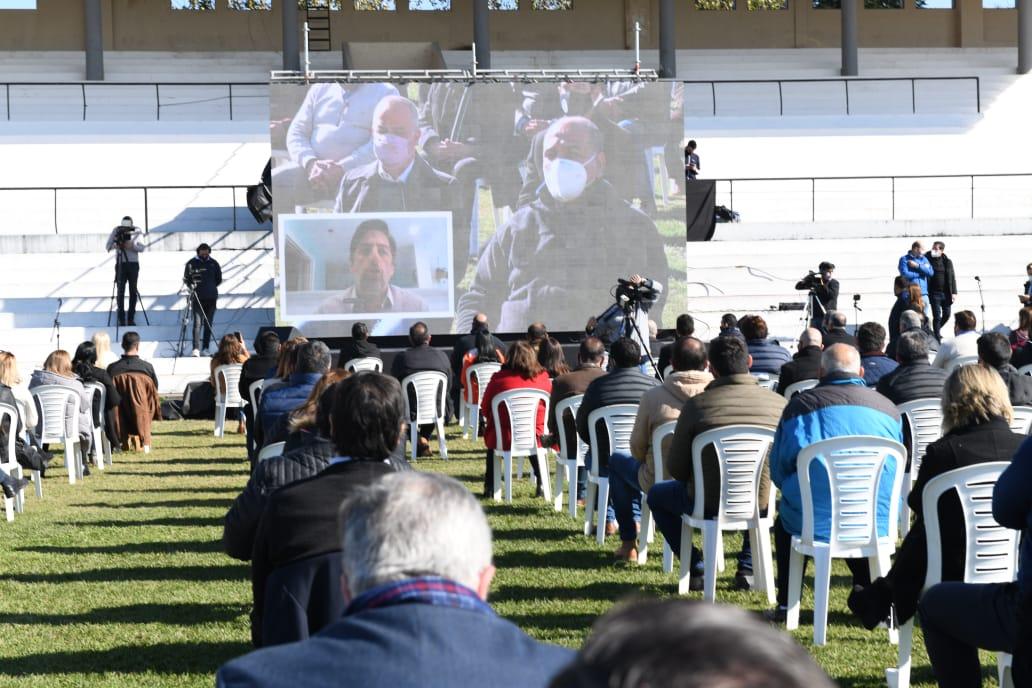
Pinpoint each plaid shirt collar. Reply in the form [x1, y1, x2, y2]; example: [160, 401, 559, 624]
[345, 576, 494, 618]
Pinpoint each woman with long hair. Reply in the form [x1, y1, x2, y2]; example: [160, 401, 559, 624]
[1011, 306, 1032, 351]
[210, 334, 250, 434]
[72, 341, 122, 452]
[263, 336, 308, 396]
[91, 331, 119, 368]
[459, 330, 505, 411]
[537, 336, 570, 379]
[275, 368, 349, 450]
[0, 351, 37, 436]
[29, 350, 95, 474]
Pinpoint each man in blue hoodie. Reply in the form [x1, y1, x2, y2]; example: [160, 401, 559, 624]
[764, 344, 904, 622]
[898, 241, 934, 307]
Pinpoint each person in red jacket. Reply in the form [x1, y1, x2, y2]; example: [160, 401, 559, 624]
[480, 340, 552, 497]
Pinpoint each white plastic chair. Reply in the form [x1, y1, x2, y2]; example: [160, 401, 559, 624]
[886, 462, 1018, 688]
[552, 394, 587, 517]
[636, 419, 677, 571]
[663, 365, 673, 379]
[31, 385, 84, 485]
[83, 382, 109, 470]
[0, 403, 26, 520]
[1010, 405, 1032, 435]
[898, 399, 945, 537]
[490, 388, 551, 504]
[344, 357, 382, 373]
[461, 362, 501, 440]
[583, 404, 638, 546]
[679, 425, 778, 602]
[257, 441, 286, 462]
[1018, 363, 1032, 377]
[213, 364, 244, 438]
[786, 435, 907, 646]
[944, 354, 979, 374]
[401, 371, 449, 462]
[783, 379, 818, 399]
[751, 373, 779, 391]
[248, 379, 264, 412]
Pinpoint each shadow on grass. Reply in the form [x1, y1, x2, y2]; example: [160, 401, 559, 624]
[0, 641, 250, 676]
[73, 499, 233, 509]
[142, 458, 245, 465]
[491, 527, 580, 542]
[55, 516, 224, 528]
[123, 470, 244, 478]
[0, 602, 246, 626]
[2, 563, 247, 584]
[94, 487, 240, 495]
[493, 580, 670, 604]
[494, 547, 610, 569]
[17, 540, 224, 555]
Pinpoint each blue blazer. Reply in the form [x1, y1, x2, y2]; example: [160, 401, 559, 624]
[217, 603, 574, 688]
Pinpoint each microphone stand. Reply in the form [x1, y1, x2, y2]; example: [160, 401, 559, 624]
[975, 276, 986, 334]
[50, 298, 62, 350]
[853, 298, 863, 332]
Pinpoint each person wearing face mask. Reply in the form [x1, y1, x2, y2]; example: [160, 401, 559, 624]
[334, 95, 468, 282]
[456, 116, 669, 334]
[184, 243, 223, 357]
[898, 241, 934, 312]
[926, 240, 957, 341]
[317, 219, 426, 315]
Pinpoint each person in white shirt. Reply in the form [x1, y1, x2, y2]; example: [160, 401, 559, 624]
[932, 310, 980, 369]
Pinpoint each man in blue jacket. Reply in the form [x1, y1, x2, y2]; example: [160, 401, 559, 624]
[898, 241, 934, 303]
[764, 344, 904, 622]
[216, 471, 573, 688]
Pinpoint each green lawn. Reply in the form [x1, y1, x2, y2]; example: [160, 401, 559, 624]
[0, 420, 1000, 686]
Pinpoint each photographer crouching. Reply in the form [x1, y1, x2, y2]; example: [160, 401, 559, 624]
[184, 243, 223, 357]
[795, 261, 839, 330]
[106, 216, 145, 327]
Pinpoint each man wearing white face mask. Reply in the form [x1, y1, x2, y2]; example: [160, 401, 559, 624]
[456, 116, 669, 334]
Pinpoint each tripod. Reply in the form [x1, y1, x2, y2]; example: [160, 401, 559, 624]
[50, 298, 62, 351]
[174, 278, 217, 360]
[975, 276, 987, 334]
[622, 306, 660, 379]
[106, 242, 150, 337]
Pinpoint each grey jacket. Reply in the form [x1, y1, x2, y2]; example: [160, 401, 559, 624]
[105, 226, 145, 263]
[28, 369, 92, 438]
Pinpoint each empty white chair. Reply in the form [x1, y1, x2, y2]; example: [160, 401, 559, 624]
[636, 419, 677, 570]
[1010, 405, 1032, 435]
[461, 362, 501, 440]
[583, 404, 638, 546]
[83, 382, 109, 470]
[898, 398, 945, 537]
[257, 441, 286, 462]
[213, 364, 245, 438]
[679, 425, 778, 602]
[783, 379, 818, 399]
[0, 402, 26, 520]
[490, 388, 551, 504]
[401, 371, 449, 462]
[31, 385, 84, 485]
[886, 462, 1018, 688]
[944, 355, 979, 375]
[751, 373, 779, 391]
[786, 435, 907, 646]
[552, 394, 588, 517]
[344, 357, 382, 373]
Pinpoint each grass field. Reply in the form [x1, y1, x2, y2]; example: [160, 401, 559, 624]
[0, 419, 1002, 687]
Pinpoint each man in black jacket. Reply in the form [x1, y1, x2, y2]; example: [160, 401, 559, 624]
[391, 321, 452, 455]
[240, 331, 281, 465]
[876, 331, 949, 405]
[795, 261, 839, 329]
[184, 243, 223, 356]
[821, 311, 858, 349]
[656, 313, 694, 377]
[448, 313, 505, 419]
[338, 322, 382, 366]
[927, 240, 958, 341]
[978, 332, 1032, 406]
[108, 331, 158, 388]
[776, 328, 823, 395]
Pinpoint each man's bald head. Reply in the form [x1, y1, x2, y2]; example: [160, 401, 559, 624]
[372, 96, 420, 176]
[544, 116, 605, 165]
[373, 95, 419, 133]
[799, 328, 822, 350]
[819, 343, 862, 378]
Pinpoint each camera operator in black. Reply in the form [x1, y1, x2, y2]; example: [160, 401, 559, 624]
[105, 216, 145, 326]
[795, 261, 839, 330]
[184, 243, 223, 356]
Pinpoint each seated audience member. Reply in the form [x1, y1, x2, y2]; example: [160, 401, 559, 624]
[932, 309, 979, 369]
[876, 330, 950, 405]
[738, 315, 791, 375]
[390, 321, 452, 457]
[656, 313, 694, 376]
[0, 352, 37, 443]
[217, 472, 574, 687]
[857, 321, 898, 387]
[977, 331, 1032, 406]
[449, 313, 505, 417]
[648, 336, 786, 590]
[338, 322, 381, 366]
[576, 338, 658, 535]
[917, 426, 1032, 687]
[718, 313, 741, 339]
[210, 333, 250, 434]
[459, 330, 505, 413]
[888, 289, 937, 360]
[92, 330, 119, 368]
[766, 344, 903, 622]
[821, 311, 857, 349]
[548, 598, 834, 688]
[1010, 307, 1032, 351]
[263, 336, 308, 396]
[258, 340, 331, 445]
[107, 331, 158, 389]
[848, 365, 1021, 629]
[775, 328, 823, 395]
[0, 356, 36, 496]
[268, 369, 349, 450]
[239, 331, 281, 460]
[527, 322, 548, 351]
[72, 341, 122, 453]
[480, 340, 552, 497]
[538, 336, 571, 379]
[248, 373, 410, 646]
[30, 349, 95, 470]
[607, 337, 713, 562]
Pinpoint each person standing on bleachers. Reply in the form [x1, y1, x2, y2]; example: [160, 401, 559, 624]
[926, 240, 957, 341]
[184, 243, 223, 357]
[105, 216, 145, 327]
[898, 241, 934, 313]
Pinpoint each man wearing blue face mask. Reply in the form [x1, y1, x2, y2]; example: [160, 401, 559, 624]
[456, 116, 669, 334]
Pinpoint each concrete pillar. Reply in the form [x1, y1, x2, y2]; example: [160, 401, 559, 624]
[1020, 0, 1032, 73]
[474, 0, 491, 70]
[841, 0, 859, 76]
[282, 0, 301, 72]
[85, 0, 104, 81]
[659, 0, 676, 78]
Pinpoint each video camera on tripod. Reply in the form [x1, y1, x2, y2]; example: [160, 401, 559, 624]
[184, 264, 207, 289]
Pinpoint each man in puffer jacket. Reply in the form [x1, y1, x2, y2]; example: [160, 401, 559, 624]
[257, 341, 330, 445]
[977, 332, 1032, 406]
[765, 344, 903, 623]
[876, 331, 949, 405]
[607, 337, 713, 561]
[739, 315, 791, 376]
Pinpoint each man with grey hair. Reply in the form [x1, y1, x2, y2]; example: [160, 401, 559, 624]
[775, 327, 823, 395]
[821, 310, 858, 349]
[877, 330, 949, 405]
[217, 472, 573, 687]
[886, 309, 938, 360]
[765, 343, 904, 622]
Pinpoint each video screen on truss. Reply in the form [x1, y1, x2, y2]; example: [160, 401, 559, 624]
[270, 80, 688, 337]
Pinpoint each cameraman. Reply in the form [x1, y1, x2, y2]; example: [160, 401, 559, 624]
[795, 261, 839, 330]
[590, 274, 662, 372]
[105, 216, 145, 326]
[184, 243, 223, 357]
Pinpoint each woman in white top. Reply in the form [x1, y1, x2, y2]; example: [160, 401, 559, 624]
[0, 351, 37, 432]
[92, 331, 119, 369]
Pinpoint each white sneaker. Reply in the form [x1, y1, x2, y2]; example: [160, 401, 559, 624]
[143, 445, 151, 454]
[191, 349, 200, 357]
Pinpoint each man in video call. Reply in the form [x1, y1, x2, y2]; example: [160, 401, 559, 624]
[317, 219, 427, 315]
[456, 116, 669, 333]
